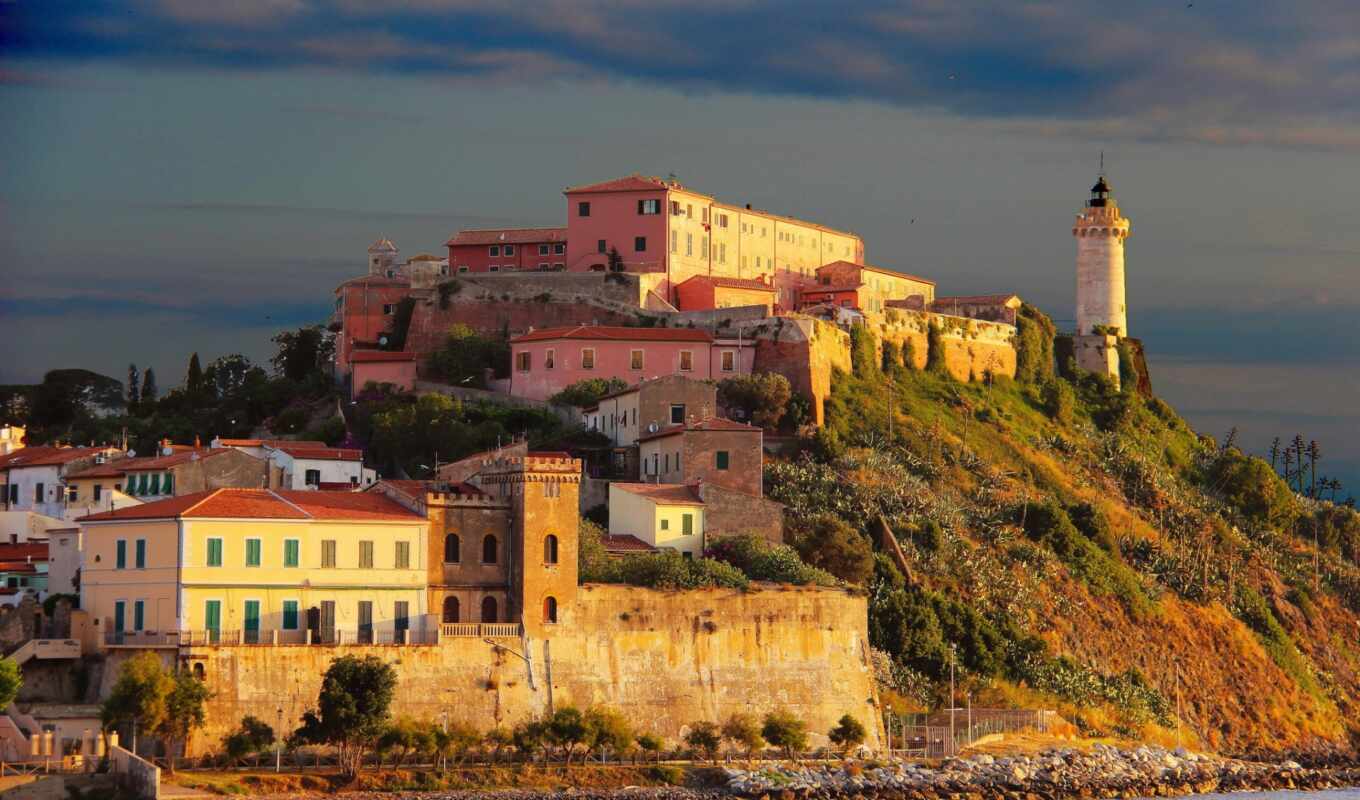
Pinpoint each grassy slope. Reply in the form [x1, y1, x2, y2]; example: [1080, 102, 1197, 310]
[770, 361, 1360, 755]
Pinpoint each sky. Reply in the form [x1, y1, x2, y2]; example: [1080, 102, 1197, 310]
[2, 1, 1358, 490]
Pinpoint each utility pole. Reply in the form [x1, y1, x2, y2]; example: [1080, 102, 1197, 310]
[275, 705, 284, 772]
[949, 653, 956, 756]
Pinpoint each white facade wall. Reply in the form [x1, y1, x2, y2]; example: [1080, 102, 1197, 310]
[5, 466, 67, 518]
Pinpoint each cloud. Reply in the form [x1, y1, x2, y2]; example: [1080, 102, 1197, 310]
[3, 1, 1360, 148]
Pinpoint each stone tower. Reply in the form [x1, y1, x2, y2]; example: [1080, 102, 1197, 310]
[368, 237, 399, 277]
[1072, 175, 1131, 336]
[479, 453, 580, 636]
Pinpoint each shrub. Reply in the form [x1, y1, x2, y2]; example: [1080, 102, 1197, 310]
[1207, 450, 1299, 531]
[828, 714, 866, 753]
[1040, 379, 1075, 424]
[377, 716, 433, 767]
[223, 715, 275, 766]
[721, 712, 763, 758]
[635, 732, 663, 762]
[909, 519, 946, 554]
[583, 706, 633, 757]
[648, 764, 685, 785]
[545, 706, 588, 763]
[1234, 585, 1315, 692]
[437, 279, 462, 309]
[718, 372, 792, 429]
[705, 534, 837, 586]
[608, 550, 750, 590]
[761, 710, 808, 759]
[684, 721, 722, 762]
[1021, 501, 1151, 618]
[850, 323, 879, 378]
[427, 324, 509, 386]
[789, 515, 874, 584]
[1014, 303, 1057, 384]
[1066, 501, 1119, 555]
[925, 322, 949, 377]
[550, 377, 629, 407]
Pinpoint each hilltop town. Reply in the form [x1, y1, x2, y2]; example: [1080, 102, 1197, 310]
[4, 171, 1360, 797]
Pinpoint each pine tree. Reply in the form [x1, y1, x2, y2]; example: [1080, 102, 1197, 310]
[186, 353, 203, 396]
[141, 368, 158, 406]
[127, 364, 140, 408]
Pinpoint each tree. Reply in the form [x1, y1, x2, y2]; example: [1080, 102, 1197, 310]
[205, 354, 253, 399]
[925, 322, 950, 377]
[127, 364, 141, 408]
[271, 325, 334, 383]
[721, 712, 763, 759]
[434, 721, 481, 770]
[760, 710, 808, 760]
[428, 324, 510, 387]
[827, 714, 866, 755]
[186, 353, 204, 397]
[635, 732, 663, 763]
[850, 323, 879, 378]
[511, 718, 548, 762]
[0, 658, 22, 709]
[101, 652, 174, 754]
[683, 721, 722, 763]
[140, 367, 158, 405]
[160, 670, 212, 772]
[717, 372, 792, 429]
[292, 655, 397, 778]
[607, 246, 624, 271]
[583, 706, 633, 759]
[544, 706, 587, 763]
[483, 726, 513, 763]
[377, 716, 432, 768]
[549, 377, 629, 407]
[223, 715, 275, 766]
[790, 515, 874, 584]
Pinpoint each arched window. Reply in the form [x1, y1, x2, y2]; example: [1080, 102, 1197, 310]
[444, 534, 460, 563]
[482, 534, 498, 564]
[192, 662, 206, 680]
[544, 534, 559, 564]
[481, 596, 498, 623]
[442, 596, 460, 623]
[544, 596, 558, 624]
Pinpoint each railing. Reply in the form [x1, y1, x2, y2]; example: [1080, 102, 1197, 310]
[6, 639, 81, 664]
[441, 623, 522, 638]
[178, 627, 444, 647]
[104, 631, 181, 648]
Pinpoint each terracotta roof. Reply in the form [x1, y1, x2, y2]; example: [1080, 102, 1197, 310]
[680, 275, 775, 292]
[801, 285, 863, 295]
[215, 439, 326, 449]
[337, 275, 410, 289]
[637, 417, 761, 442]
[0, 543, 49, 561]
[269, 445, 363, 462]
[78, 489, 422, 523]
[445, 227, 567, 247]
[124, 449, 235, 472]
[65, 457, 153, 479]
[0, 446, 116, 470]
[816, 260, 936, 285]
[379, 479, 485, 498]
[512, 325, 712, 344]
[611, 482, 704, 506]
[601, 534, 656, 553]
[564, 174, 671, 194]
[350, 350, 416, 363]
[368, 238, 398, 252]
[932, 294, 1022, 306]
[407, 253, 443, 262]
[316, 481, 359, 492]
[0, 563, 38, 573]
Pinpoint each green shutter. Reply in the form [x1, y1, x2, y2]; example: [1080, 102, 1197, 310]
[246, 539, 261, 566]
[135, 539, 145, 569]
[116, 540, 126, 569]
[149, 474, 160, 495]
[682, 514, 693, 535]
[284, 539, 299, 567]
[162, 473, 173, 495]
[716, 451, 730, 470]
[282, 600, 298, 630]
[207, 538, 222, 567]
[204, 600, 221, 632]
[114, 601, 125, 633]
[138, 474, 149, 494]
[133, 600, 144, 631]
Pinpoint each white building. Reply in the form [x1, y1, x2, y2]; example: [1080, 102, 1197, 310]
[1, 446, 120, 519]
[265, 444, 377, 490]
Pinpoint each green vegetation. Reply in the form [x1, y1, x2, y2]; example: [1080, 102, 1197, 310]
[760, 710, 808, 759]
[224, 715, 276, 766]
[0, 657, 21, 709]
[579, 522, 830, 589]
[683, 721, 722, 762]
[721, 713, 763, 758]
[827, 714, 866, 753]
[717, 372, 792, 429]
[549, 377, 628, 407]
[293, 655, 397, 778]
[426, 324, 509, 387]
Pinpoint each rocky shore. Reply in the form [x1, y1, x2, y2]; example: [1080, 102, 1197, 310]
[722, 744, 1360, 799]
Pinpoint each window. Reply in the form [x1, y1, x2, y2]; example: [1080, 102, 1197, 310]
[321, 540, 337, 568]
[638, 199, 660, 215]
[670, 229, 677, 253]
[395, 601, 409, 639]
[482, 534, 498, 564]
[670, 404, 685, 424]
[382, 304, 394, 315]
[701, 236, 708, 256]
[489, 265, 499, 272]
[163, 473, 173, 494]
[504, 244, 515, 256]
[444, 534, 460, 563]
[664, 453, 670, 472]
[686, 203, 693, 218]
[282, 600, 299, 630]
[719, 243, 726, 263]
[305, 469, 321, 486]
[135, 539, 146, 569]
[660, 518, 670, 530]
[116, 540, 126, 569]
[538, 262, 549, 270]
[544, 596, 558, 623]
[554, 262, 565, 269]
[554, 243, 565, 255]
[538, 244, 550, 256]
[443, 596, 460, 623]
[94, 484, 103, 502]
[149, 474, 160, 495]
[581, 348, 596, 369]
[284, 539, 299, 568]
[597, 239, 606, 253]
[721, 351, 735, 372]
[395, 540, 410, 569]
[133, 600, 144, 631]
[489, 245, 500, 256]
[718, 213, 728, 228]
[679, 350, 693, 371]
[35, 483, 44, 503]
[716, 451, 730, 470]
[359, 540, 374, 569]
[245, 538, 261, 567]
[458, 265, 469, 273]
[630, 349, 643, 370]
[685, 232, 693, 256]
[682, 514, 694, 535]
[113, 601, 125, 635]
[544, 534, 559, 564]
[516, 351, 531, 372]
[702, 208, 709, 224]
[67, 486, 77, 503]
[545, 349, 555, 370]
[481, 596, 498, 622]
[357, 601, 373, 644]
[578, 201, 591, 217]
[634, 236, 646, 252]
[206, 538, 222, 567]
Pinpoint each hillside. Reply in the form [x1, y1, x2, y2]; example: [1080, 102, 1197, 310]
[765, 308, 1360, 756]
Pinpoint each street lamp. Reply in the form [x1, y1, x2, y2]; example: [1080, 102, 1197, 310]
[483, 638, 535, 690]
[275, 705, 284, 772]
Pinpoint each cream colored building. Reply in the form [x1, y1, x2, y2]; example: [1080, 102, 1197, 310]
[79, 488, 428, 645]
[608, 483, 705, 556]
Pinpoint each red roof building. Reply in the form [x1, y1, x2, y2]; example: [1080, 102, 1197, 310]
[445, 227, 569, 274]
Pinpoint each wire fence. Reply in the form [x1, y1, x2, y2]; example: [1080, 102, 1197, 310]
[883, 708, 1056, 759]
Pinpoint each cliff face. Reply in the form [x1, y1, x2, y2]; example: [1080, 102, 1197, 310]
[772, 350, 1360, 755]
[119, 584, 879, 753]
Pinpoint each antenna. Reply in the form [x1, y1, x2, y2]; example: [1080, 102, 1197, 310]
[1099, 150, 1105, 177]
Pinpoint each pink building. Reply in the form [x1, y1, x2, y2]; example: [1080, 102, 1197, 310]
[350, 351, 418, 398]
[562, 175, 864, 309]
[508, 325, 751, 402]
[800, 260, 936, 314]
[444, 227, 568, 273]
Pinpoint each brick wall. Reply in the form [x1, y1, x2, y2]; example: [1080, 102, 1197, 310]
[700, 483, 784, 544]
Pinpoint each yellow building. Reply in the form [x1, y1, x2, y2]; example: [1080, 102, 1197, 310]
[79, 489, 428, 645]
[607, 483, 705, 556]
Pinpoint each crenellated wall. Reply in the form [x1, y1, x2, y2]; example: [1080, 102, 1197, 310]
[116, 584, 879, 753]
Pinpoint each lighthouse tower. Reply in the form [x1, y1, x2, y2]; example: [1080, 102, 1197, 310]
[1072, 175, 1131, 336]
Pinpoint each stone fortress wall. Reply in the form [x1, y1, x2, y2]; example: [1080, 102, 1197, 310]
[100, 584, 881, 753]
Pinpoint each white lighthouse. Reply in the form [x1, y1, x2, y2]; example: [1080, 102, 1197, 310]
[1072, 175, 1131, 336]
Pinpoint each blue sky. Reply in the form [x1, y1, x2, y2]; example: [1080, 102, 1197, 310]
[2, 1, 1358, 489]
